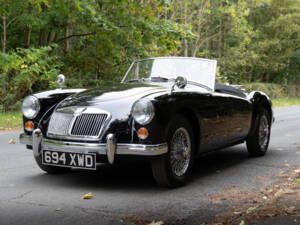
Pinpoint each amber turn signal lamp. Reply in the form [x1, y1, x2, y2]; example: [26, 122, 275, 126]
[137, 127, 149, 140]
[25, 121, 34, 131]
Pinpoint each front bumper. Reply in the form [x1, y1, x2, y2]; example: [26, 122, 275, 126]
[19, 130, 168, 164]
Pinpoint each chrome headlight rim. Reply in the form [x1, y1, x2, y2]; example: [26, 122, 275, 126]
[21, 95, 40, 119]
[131, 99, 155, 125]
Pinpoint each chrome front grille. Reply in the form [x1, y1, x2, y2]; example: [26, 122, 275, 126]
[47, 108, 110, 140]
[48, 112, 74, 136]
[71, 114, 107, 137]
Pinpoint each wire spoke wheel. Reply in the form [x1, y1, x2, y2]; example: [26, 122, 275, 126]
[170, 127, 191, 177]
[151, 115, 194, 187]
[258, 115, 270, 149]
[246, 110, 271, 157]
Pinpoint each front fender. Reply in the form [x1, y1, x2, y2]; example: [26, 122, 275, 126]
[23, 89, 85, 136]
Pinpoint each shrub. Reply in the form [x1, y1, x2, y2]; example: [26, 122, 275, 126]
[0, 45, 63, 112]
[244, 83, 300, 99]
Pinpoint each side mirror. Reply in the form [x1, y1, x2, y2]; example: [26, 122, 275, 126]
[56, 74, 65, 89]
[175, 76, 187, 89]
[170, 76, 187, 94]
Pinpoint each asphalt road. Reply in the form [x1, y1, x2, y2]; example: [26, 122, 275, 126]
[0, 106, 299, 225]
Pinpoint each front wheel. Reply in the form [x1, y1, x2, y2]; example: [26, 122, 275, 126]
[151, 115, 195, 187]
[246, 110, 271, 157]
[34, 154, 70, 174]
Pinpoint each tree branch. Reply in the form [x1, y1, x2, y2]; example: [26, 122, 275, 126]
[55, 32, 96, 43]
[7, 17, 17, 27]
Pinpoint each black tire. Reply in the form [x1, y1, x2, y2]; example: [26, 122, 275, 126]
[246, 109, 271, 157]
[151, 115, 195, 187]
[34, 154, 70, 174]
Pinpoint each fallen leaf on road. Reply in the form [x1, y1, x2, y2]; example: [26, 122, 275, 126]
[274, 190, 283, 197]
[55, 208, 61, 211]
[216, 170, 221, 173]
[246, 206, 257, 214]
[8, 139, 15, 144]
[148, 221, 164, 225]
[296, 146, 300, 149]
[239, 220, 245, 225]
[82, 192, 93, 199]
[285, 206, 296, 214]
[233, 211, 242, 215]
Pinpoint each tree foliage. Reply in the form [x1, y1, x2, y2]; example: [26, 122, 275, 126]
[0, 0, 300, 111]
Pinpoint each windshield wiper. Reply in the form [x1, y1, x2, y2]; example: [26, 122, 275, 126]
[150, 77, 169, 82]
[127, 78, 145, 83]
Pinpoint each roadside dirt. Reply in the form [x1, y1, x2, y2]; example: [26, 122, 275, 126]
[123, 167, 300, 225]
[0, 127, 22, 132]
[205, 167, 300, 225]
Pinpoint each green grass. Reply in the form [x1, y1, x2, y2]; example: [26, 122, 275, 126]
[272, 98, 300, 108]
[0, 112, 23, 130]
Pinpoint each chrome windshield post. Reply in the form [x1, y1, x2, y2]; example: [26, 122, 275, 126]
[33, 129, 42, 157]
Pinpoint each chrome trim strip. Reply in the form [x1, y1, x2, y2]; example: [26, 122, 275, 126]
[19, 133, 168, 156]
[42, 139, 107, 154]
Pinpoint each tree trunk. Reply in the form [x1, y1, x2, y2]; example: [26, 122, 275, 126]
[64, 19, 71, 54]
[39, 29, 48, 46]
[183, 2, 188, 57]
[47, 30, 56, 45]
[2, 16, 7, 53]
[24, 26, 31, 48]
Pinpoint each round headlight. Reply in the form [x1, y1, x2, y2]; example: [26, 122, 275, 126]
[21, 95, 40, 119]
[132, 99, 155, 125]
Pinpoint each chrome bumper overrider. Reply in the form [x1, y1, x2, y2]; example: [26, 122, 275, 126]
[19, 129, 168, 164]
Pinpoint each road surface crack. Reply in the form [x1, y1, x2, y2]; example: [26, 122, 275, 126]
[10, 190, 32, 201]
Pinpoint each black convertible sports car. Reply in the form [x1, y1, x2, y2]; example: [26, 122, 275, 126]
[19, 57, 274, 187]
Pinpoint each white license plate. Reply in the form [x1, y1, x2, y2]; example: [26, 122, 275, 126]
[42, 150, 96, 170]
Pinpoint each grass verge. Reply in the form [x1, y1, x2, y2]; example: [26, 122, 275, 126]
[0, 112, 23, 131]
[272, 98, 300, 108]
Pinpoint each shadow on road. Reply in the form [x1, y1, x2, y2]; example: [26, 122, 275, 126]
[25, 144, 273, 191]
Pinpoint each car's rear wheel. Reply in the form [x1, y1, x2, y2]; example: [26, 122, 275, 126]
[151, 115, 195, 187]
[246, 109, 271, 156]
[34, 154, 70, 174]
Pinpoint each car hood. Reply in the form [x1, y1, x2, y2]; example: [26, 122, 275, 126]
[56, 83, 168, 111]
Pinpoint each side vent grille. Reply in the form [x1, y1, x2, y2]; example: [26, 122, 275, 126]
[48, 112, 74, 136]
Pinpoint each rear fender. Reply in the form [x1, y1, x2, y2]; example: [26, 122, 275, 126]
[247, 91, 273, 137]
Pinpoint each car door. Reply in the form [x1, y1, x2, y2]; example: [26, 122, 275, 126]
[197, 92, 232, 152]
[226, 95, 252, 142]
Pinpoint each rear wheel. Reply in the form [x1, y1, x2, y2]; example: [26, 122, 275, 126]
[246, 110, 271, 156]
[34, 154, 70, 174]
[151, 115, 195, 187]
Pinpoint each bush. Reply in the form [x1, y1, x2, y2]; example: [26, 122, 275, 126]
[244, 83, 300, 99]
[0, 45, 63, 112]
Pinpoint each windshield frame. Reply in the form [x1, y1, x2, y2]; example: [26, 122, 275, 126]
[121, 57, 217, 91]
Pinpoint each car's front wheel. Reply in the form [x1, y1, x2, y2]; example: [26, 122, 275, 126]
[34, 154, 70, 174]
[151, 115, 195, 187]
[246, 109, 271, 156]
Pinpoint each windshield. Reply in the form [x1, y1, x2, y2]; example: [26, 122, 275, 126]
[122, 57, 217, 91]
